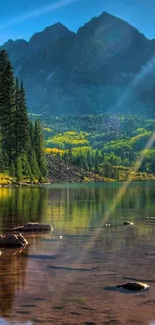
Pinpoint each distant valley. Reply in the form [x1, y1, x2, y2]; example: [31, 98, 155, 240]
[1, 12, 155, 117]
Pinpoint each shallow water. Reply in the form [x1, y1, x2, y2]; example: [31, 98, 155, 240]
[0, 182, 155, 324]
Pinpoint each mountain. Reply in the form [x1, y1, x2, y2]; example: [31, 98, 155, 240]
[1, 12, 155, 116]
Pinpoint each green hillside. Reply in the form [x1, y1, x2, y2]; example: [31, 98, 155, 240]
[42, 114, 155, 181]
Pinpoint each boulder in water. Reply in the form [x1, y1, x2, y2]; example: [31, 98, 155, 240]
[104, 224, 111, 227]
[124, 221, 134, 225]
[116, 282, 149, 291]
[0, 233, 28, 247]
[13, 223, 53, 232]
[146, 217, 155, 221]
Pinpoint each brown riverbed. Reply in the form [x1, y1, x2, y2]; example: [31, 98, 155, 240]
[0, 182, 155, 325]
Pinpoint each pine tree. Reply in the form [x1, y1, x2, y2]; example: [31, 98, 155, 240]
[0, 50, 16, 169]
[87, 150, 92, 171]
[0, 131, 3, 172]
[34, 120, 47, 180]
[15, 78, 21, 159]
[0, 50, 8, 123]
[15, 81, 30, 156]
[29, 120, 35, 145]
[29, 150, 41, 181]
[94, 150, 99, 172]
[21, 153, 32, 180]
[16, 156, 23, 182]
[0, 50, 47, 182]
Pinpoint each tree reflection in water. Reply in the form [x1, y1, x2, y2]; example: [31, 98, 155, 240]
[0, 184, 155, 324]
[0, 246, 29, 319]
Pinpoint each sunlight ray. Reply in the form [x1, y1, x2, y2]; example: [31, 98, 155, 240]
[0, 0, 80, 29]
[55, 132, 155, 299]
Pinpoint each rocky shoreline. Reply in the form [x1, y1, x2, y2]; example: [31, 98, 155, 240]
[0, 180, 44, 188]
[0, 156, 108, 187]
[1, 155, 155, 187]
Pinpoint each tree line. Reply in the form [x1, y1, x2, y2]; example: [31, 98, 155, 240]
[55, 148, 119, 179]
[43, 111, 155, 178]
[0, 50, 47, 182]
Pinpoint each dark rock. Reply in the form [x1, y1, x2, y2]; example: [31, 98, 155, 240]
[13, 222, 53, 232]
[83, 322, 97, 325]
[124, 221, 134, 225]
[116, 282, 149, 291]
[146, 217, 155, 220]
[0, 233, 28, 247]
[42, 236, 63, 241]
[53, 306, 63, 310]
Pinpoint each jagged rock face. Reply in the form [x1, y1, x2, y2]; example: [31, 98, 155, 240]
[1, 12, 155, 116]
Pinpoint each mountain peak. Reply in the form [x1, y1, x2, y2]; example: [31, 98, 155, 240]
[77, 9, 146, 45]
[1, 38, 28, 54]
[100, 11, 117, 18]
[29, 22, 72, 46]
[1, 11, 154, 117]
[44, 22, 68, 31]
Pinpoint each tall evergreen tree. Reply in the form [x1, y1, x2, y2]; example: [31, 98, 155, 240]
[0, 50, 47, 182]
[15, 80, 30, 156]
[15, 78, 21, 159]
[34, 120, 47, 180]
[0, 50, 16, 169]
[0, 131, 3, 172]
[29, 150, 41, 181]
[16, 156, 23, 182]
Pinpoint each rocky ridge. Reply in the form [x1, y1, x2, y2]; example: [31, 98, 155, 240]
[1, 12, 155, 117]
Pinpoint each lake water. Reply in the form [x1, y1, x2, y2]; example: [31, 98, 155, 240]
[0, 182, 155, 325]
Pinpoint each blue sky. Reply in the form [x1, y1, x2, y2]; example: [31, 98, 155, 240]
[0, 0, 155, 44]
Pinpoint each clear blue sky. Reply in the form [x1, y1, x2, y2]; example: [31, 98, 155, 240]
[0, 0, 155, 44]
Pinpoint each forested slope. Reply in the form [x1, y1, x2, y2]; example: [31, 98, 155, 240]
[42, 114, 155, 181]
[0, 50, 47, 183]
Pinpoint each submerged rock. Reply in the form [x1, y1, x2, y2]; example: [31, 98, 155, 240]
[44, 236, 62, 240]
[116, 282, 149, 291]
[0, 246, 27, 256]
[0, 233, 28, 247]
[124, 221, 134, 225]
[13, 222, 53, 232]
[146, 217, 155, 221]
[104, 224, 111, 227]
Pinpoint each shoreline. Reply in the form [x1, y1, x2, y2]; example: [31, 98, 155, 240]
[0, 178, 155, 188]
[1, 155, 155, 188]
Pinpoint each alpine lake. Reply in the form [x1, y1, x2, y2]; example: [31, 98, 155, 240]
[0, 181, 155, 325]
